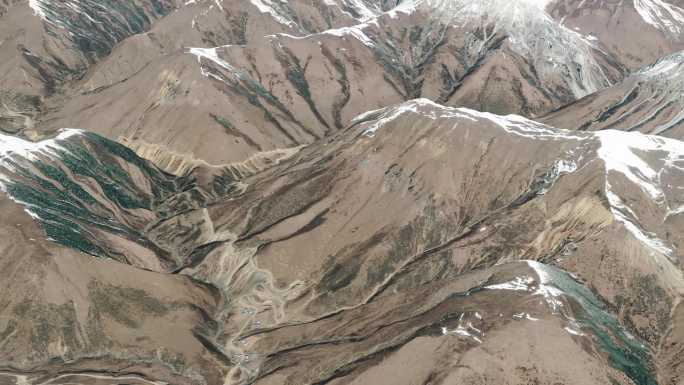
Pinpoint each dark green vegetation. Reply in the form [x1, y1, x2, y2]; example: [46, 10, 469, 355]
[0, 131, 213, 269]
[539, 263, 657, 385]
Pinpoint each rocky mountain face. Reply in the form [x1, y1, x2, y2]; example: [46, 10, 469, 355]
[543, 51, 684, 136]
[1, 1, 684, 385]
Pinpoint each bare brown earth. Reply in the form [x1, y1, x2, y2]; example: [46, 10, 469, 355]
[0, 100, 681, 384]
[547, 0, 684, 71]
[0, 194, 225, 385]
[1, 0, 683, 173]
[542, 51, 684, 137]
[1, 1, 684, 384]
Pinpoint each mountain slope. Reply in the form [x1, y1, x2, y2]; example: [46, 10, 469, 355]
[4, 0, 684, 173]
[1, 100, 684, 384]
[547, 0, 684, 70]
[28, 0, 630, 171]
[0, 193, 224, 385]
[2, 1, 684, 384]
[542, 51, 684, 137]
[0, 0, 378, 138]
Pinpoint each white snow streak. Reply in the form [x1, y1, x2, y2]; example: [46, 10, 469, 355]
[249, 0, 296, 27]
[596, 130, 684, 259]
[28, 0, 47, 19]
[485, 276, 535, 291]
[634, 0, 684, 36]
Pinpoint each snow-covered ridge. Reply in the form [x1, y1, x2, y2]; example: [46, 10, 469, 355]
[581, 50, 684, 135]
[28, 0, 47, 19]
[249, 0, 297, 27]
[329, 0, 381, 20]
[0, 129, 83, 166]
[634, 0, 684, 37]
[637, 51, 684, 79]
[354, 98, 588, 141]
[631, 51, 684, 135]
[0, 129, 85, 216]
[596, 130, 684, 202]
[239, 0, 613, 102]
[596, 130, 684, 259]
[248, 0, 388, 28]
[355, 99, 684, 260]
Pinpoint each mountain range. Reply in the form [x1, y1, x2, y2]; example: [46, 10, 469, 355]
[1, 1, 684, 384]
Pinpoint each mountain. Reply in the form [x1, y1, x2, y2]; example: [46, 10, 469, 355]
[1, 100, 684, 384]
[0, 0, 374, 150]
[2, 0, 682, 173]
[547, 0, 684, 70]
[2, 1, 684, 385]
[542, 50, 684, 137]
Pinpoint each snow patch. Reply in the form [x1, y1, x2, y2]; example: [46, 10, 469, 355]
[187, 46, 248, 83]
[564, 324, 584, 336]
[485, 276, 535, 291]
[513, 312, 540, 321]
[274, 23, 377, 48]
[634, 0, 684, 36]
[28, 0, 47, 19]
[527, 260, 566, 313]
[321, 24, 376, 47]
[249, 0, 296, 27]
[482, 262, 565, 314]
[387, 0, 419, 18]
[441, 313, 484, 343]
[605, 186, 675, 258]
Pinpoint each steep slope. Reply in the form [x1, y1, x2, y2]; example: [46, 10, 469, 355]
[0, 128, 298, 272]
[2, 99, 684, 383]
[30, 0, 632, 172]
[0, 129, 210, 271]
[5, 0, 684, 173]
[0, 194, 224, 385]
[0, 0, 378, 139]
[547, 0, 684, 70]
[0, 0, 183, 134]
[542, 51, 684, 137]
